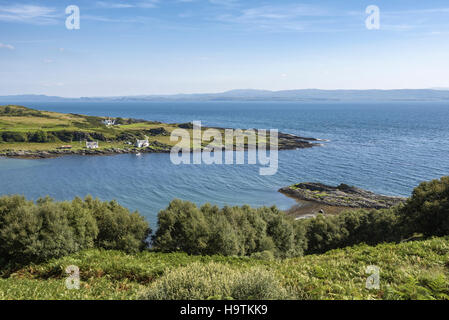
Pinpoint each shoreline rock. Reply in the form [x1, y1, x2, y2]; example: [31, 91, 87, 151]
[280, 182, 406, 210]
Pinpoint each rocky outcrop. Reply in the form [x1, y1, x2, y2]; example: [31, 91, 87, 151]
[279, 182, 406, 210]
[277, 132, 323, 150]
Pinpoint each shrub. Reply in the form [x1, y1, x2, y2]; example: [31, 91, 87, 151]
[178, 122, 193, 129]
[204, 211, 242, 256]
[263, 209, 297, 258]
[250, 250, 275, 260]
[302, 214, 344, 254]
[52, 130, 74, 142]
[1, 131, 27, 142]
[116, 131, 145, 141]
[115, 117, 125, 125]
[85, 132, 106, 141]
[152, 199, 209, 254]
[0, 195, 150, 267]
[82, 196, 151, 253]
[399, 177, 449, 237]
[28, 130, 49, 143]
[140, 262, 290, 300]
[152, 200, 306, 258]
[302, 208, 403, 255]
[0, 196, 98, 266]
[300, 176, 449, 254]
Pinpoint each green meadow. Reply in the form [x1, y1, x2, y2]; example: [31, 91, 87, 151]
[0, 105, 272, 153]
[1, 237, 447, 300]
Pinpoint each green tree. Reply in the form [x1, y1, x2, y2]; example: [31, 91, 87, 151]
[83, 196, 151, 253]
[400, 176, 449, 237]
[0, 196, 98, 266]
[153, 199, 209, 254]
[0, 195, 150, 267]
[29, 130, 48, 143]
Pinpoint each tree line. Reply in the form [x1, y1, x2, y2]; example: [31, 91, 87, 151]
[153, 176, 449, 257]
[1, 177, 448, 267]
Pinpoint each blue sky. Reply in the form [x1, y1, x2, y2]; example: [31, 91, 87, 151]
[0, 0, 449, 97]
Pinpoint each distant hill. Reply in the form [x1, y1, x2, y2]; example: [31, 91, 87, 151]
[1, 89, 449, 102]
[0, 94, 76, 102]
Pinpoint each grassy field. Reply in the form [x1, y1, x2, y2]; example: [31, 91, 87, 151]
[0, 105, 271, 152]
[1, 237, 448, 300]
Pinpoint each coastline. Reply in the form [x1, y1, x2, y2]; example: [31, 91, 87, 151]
[0, 132, 323, 159]
[0, 105, 325, 159]
[280, 182, 407, 219]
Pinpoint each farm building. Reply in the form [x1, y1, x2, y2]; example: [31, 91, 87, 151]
[86, 141, 99, 149]
[135, 139, 149, 148]
[102, 119, 116, 126]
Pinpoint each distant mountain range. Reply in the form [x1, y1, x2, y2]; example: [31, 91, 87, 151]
[1, 89, 449, 103]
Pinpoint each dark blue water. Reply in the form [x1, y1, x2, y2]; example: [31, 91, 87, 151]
[1, 101, 448, 227]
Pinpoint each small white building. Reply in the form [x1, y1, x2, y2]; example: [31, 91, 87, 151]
[86, 141, 99, 149]
[102, 119, 116, 126]
[135, 139, 149, 148]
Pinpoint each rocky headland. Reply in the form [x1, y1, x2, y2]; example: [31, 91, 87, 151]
[280, 182, 407, 218]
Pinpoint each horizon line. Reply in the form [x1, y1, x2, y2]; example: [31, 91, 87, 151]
[2, 87, 449, 99]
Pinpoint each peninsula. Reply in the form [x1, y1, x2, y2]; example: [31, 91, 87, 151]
[0, 105, 322, 159]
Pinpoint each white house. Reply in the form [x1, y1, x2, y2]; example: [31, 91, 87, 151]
[135, 139, 149, 148]
[102, 119, 116, 126]
[86, 141, 99, 149]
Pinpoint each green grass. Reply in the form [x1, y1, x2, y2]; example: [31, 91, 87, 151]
[0, 105, 173, 143]
[0, 277, 144, 300]
[1, 237, 448, 300]
[0, 105, 269, 152]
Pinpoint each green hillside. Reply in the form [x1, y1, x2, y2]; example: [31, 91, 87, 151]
[0, 105, 288, 154]
[0, 177, 447, 300]
[1, 237, 447, 300]
[0, 105, 185, 152]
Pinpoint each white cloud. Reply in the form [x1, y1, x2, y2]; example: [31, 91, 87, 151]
[138, 1, 159, 9]
[96, 1, 159, 9]
[96, 2, 135, 9]
[0, 43, 14, 50]
[215, 4, 332, 32]
[82, 14, 151, 24]
[0, 4, 58, 24]
[387, 8, 449, 15]
[209, 0, 239, 6]
[240, 4, 329, 20]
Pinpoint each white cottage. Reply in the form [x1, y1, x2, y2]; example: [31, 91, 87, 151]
[86, 141, 99, 149]
[102, 119, 116, 126]
[135, 139, 149, 148]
